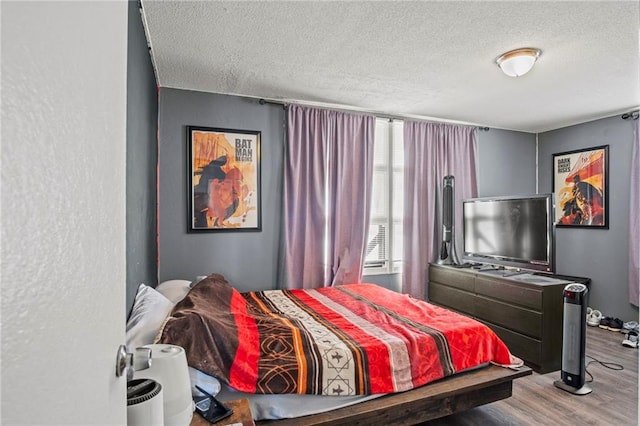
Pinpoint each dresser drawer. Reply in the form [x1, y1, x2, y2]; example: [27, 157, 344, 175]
[428, 282, 476, 316]
[481, 320, 542, 368]
[429, 266, 474, 292]
[427, 264, 574, 373]
[475, 276, 542, 311]
[476, 296, 542, 339]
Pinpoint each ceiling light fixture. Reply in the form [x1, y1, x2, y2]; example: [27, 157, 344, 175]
[495, 48, 541, 77]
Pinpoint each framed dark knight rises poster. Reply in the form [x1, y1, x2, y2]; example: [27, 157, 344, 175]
[553, 145, 608, 228]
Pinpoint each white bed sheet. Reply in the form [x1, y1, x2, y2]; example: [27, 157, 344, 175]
[190, 366, 382, 421]
[215, 384, 384, 421]
[193, 362, 491, 421]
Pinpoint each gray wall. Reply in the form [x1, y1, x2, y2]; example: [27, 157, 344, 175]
[476, 128, 537, 197]
[126, 0, 158, 317]
[157, 92, 538, 293]
[538, 115, 638, 322]
[158, 89, 284, 292]
[155, 88, 638, 323]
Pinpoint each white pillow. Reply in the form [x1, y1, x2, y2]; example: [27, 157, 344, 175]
[190, 276, 208, 288]
[126, 284, 174, 350]
[155, 279, 192, 304]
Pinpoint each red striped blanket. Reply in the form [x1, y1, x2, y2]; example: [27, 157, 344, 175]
[157, 274, 516, 396]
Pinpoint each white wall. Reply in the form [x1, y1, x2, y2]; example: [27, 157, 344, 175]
[2, 2, 128, 424]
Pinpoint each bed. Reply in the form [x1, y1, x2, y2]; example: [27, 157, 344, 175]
[149, 273, 531, 424]
[256, 364, 530, 425]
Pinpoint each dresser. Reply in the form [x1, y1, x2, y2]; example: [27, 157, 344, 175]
[427, 263, 590, 373]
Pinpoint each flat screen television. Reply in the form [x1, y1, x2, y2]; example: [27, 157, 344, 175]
[462, 193, 555, 273]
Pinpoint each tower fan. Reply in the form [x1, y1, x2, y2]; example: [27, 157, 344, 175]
[554, 283, 592, 395]
[437, 175, 460, 265]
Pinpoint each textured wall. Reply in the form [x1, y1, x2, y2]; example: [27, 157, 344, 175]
[2, 2, 127, 424]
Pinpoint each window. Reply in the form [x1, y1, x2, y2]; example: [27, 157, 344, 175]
[364, 118, 404, 275]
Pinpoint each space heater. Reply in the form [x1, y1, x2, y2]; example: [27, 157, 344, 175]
[554, 283, 592, 395]
[437, 175, 460, 265]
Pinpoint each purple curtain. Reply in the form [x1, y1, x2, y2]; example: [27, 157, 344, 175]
[630, 119, 639, 306]
[403, 121, 478, 299]
[284, 105, 374, 289]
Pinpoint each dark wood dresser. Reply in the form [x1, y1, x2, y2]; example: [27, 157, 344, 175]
[428, 263, 590, 373]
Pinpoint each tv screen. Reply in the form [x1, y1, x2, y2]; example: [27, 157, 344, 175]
[462, 194, 555, 273]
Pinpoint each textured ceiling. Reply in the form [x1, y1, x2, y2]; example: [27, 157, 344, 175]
[140, 1, 640, 133]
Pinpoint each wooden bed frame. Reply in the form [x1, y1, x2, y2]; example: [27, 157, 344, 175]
[257, 365, 531, 425]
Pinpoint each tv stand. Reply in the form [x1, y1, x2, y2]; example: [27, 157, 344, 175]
[428, 264, 590, 373]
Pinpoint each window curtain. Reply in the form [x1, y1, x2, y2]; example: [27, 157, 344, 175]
[630, 118, 639, 306]
[403, 121, 478, 299]
[283, 104, 375, 289]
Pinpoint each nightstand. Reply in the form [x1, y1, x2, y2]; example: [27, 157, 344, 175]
[190, 398, 255, 426]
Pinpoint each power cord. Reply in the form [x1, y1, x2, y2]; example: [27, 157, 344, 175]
[584, 354, 624, 383]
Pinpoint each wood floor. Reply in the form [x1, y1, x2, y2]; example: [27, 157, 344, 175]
[422, 325, 639, 426]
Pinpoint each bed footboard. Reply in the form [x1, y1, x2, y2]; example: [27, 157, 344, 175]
[257, 365, 532, 426]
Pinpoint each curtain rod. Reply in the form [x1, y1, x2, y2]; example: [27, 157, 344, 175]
[261, 98, 640, 130]
[258, 98, 491, 131]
